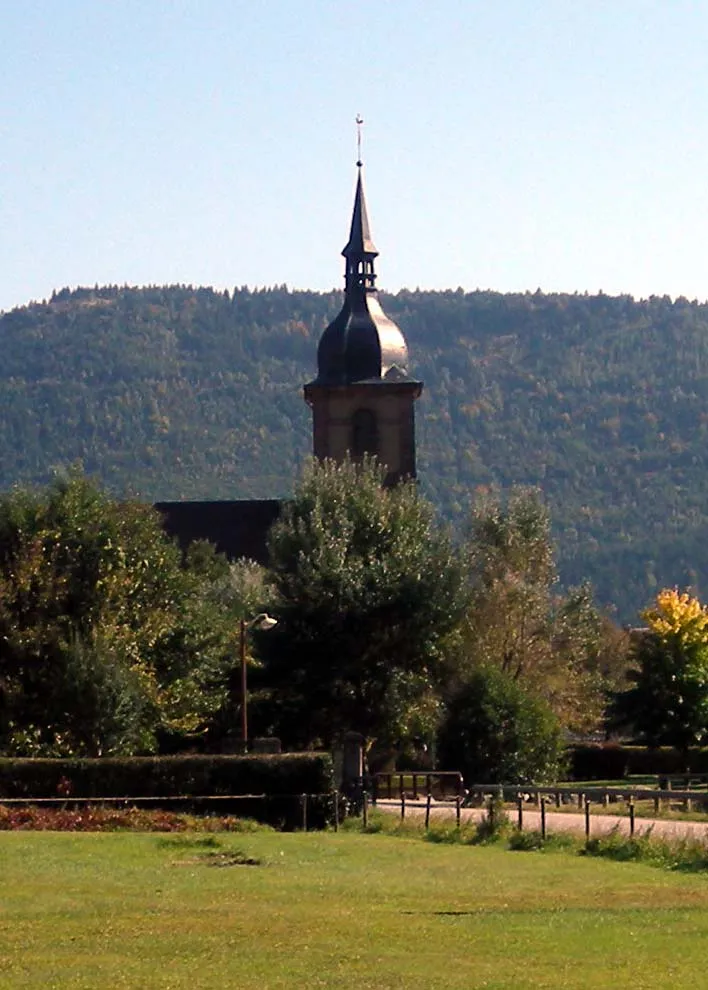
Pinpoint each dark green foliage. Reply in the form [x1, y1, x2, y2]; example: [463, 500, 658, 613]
[568, 744, 708, 779]
[568, 744, 633, 780]
[0, 475, 240, 756]
[5, 285, 708, 620]
[507, 829, 546, 851]
[437, 665, 566, 784]
[0, 753, 334, 798]
[611, 631, 708, 751]
[0, 753, 334, 829]
[255, 457, 466, 748]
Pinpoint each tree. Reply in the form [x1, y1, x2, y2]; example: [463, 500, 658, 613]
[437, 664, 565, 784]
[253, 457, 466, 749]
[0, 474, 239, 755]
[460, 488, 619, 732]
[611, 589, 708, 752]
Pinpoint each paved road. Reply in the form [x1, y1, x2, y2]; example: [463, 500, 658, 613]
[375, 798, 708, 842]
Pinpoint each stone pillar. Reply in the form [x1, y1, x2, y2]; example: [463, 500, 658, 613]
[341, 731, 364, 796]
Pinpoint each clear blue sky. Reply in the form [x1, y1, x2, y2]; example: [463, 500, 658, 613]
[3, 0, 708, 313]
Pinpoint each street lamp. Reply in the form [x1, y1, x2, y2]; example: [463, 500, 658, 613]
[239, 612, 277, 751]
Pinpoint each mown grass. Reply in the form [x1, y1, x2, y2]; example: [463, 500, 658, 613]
[3, 826, 708, 989]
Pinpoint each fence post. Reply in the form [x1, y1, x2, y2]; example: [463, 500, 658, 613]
[400, 792, 406, 821]
[455, 795, 461, 829]
[425, 792, 432, 830]
[488, 795, 495, 830]
[333, 790, 339, 832]
[628, 796, 635, 838]
[577, 791, 584, 810]
[540, 797, 546, 840]
[555, 791, 561, 809]
[517, 794, 524, 831]
[362, 791, 369, 829]
[584, 798, 591, 841]
[301, 793, 308, 832]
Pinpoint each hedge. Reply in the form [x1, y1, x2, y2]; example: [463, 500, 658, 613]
[0, 754, 335, 828]
[568, 744, 708, 780]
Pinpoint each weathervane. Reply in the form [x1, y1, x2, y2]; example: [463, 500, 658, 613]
[356, 114, 363, 167]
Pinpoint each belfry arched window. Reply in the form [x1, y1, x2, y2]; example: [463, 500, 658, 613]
[351, 408, 379, 458]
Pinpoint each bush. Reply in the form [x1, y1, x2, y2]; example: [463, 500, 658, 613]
[508, 829, 546, 851]
[0, 753, 335, 829]
[568, 744, 708, 779]
[437, 666, 566, 784]
[568, 744, 631, 780]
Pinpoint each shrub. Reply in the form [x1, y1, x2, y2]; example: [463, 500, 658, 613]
[0, 752, 333, 798]
[471, 795, 511, 843]
[568, 744, 708, 779]
[568, 744, 631, 780]
[0, 753, 335, 829]
[508, 829, 545, 851]
[437, 665, 566, 784]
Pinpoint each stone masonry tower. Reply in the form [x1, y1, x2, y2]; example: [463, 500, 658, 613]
[303, 159, 422, 484]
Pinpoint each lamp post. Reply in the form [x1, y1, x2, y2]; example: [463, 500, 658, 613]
[239, 612, 277, 751]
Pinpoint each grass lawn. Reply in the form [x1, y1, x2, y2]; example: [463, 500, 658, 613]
[3, 829, 708, 989]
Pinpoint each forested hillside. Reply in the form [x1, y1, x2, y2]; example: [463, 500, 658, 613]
[2, 283, 708, 621]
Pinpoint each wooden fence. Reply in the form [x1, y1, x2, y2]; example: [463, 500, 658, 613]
[466, 783, 708, 814]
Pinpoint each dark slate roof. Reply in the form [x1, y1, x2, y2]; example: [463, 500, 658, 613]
[155, 499, 282, 565]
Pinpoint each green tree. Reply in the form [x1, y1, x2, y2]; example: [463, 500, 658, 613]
[0, 475, 238, 755]
[254, 457, 466, 749]
[437, 664, 565, 784]
[611, 589, 708, 752]
[461, 488, 618, 732]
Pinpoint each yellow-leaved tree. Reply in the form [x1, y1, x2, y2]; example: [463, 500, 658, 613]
[611, 588, 708, 752]
[643, 588, 708, 645]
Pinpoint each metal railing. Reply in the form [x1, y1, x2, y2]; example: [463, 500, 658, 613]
[372, 771, 465, 803]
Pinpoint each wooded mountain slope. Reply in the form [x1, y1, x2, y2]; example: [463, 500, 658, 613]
[2, 283, 707, 621]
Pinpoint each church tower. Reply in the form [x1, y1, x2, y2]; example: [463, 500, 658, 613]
[304, 158, 422, 484]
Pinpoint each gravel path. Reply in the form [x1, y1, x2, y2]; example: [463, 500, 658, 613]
[374, 798, 708, 842]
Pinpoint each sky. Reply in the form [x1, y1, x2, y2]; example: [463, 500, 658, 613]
[3, 0, 708, 313]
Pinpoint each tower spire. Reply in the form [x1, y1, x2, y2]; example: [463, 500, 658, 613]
[304, 125, 423, 483]
[342, 168, 378, 264]
[343, 117, 378, 290]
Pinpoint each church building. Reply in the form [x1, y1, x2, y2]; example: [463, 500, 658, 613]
[157, 158, 422, 558]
